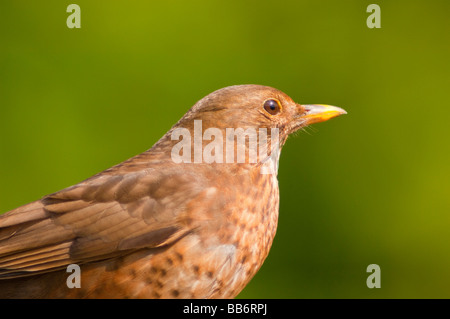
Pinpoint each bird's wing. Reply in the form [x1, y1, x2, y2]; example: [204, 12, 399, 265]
[0, 167, 208, 279]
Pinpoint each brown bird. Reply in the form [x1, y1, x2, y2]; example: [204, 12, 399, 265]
[0, 85, 346, 298]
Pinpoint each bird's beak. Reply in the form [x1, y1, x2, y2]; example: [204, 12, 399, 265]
[299, 104, 347, 125]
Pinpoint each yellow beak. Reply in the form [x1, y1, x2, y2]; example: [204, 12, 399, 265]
[300, 104, 347, 125]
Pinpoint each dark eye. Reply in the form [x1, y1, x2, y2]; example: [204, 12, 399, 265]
[263, 99, 281, 115]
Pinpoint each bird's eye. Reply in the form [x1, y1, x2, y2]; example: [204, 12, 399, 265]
[263, 99, 281, 115]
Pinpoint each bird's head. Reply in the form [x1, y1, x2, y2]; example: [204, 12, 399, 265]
[157, 85, 346, 166]
[179, 84, 346, 139]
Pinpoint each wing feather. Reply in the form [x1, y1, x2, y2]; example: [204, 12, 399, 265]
[0, 165, 207, 279]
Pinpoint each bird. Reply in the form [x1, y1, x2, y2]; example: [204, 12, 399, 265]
[0, 84, 346, 298]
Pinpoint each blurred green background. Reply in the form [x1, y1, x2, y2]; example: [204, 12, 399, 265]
[1, 0, 449, 298]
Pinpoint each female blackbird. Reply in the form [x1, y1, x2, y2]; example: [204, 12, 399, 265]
[0, 85, 346, 298]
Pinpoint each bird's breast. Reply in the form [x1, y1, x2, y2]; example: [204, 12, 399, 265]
[193, 167, 280, 297]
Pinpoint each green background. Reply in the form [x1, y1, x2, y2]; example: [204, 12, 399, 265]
[1, 0, 449, 298]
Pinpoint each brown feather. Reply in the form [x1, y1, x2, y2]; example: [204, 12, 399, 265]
[0, 85, 346, 298]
